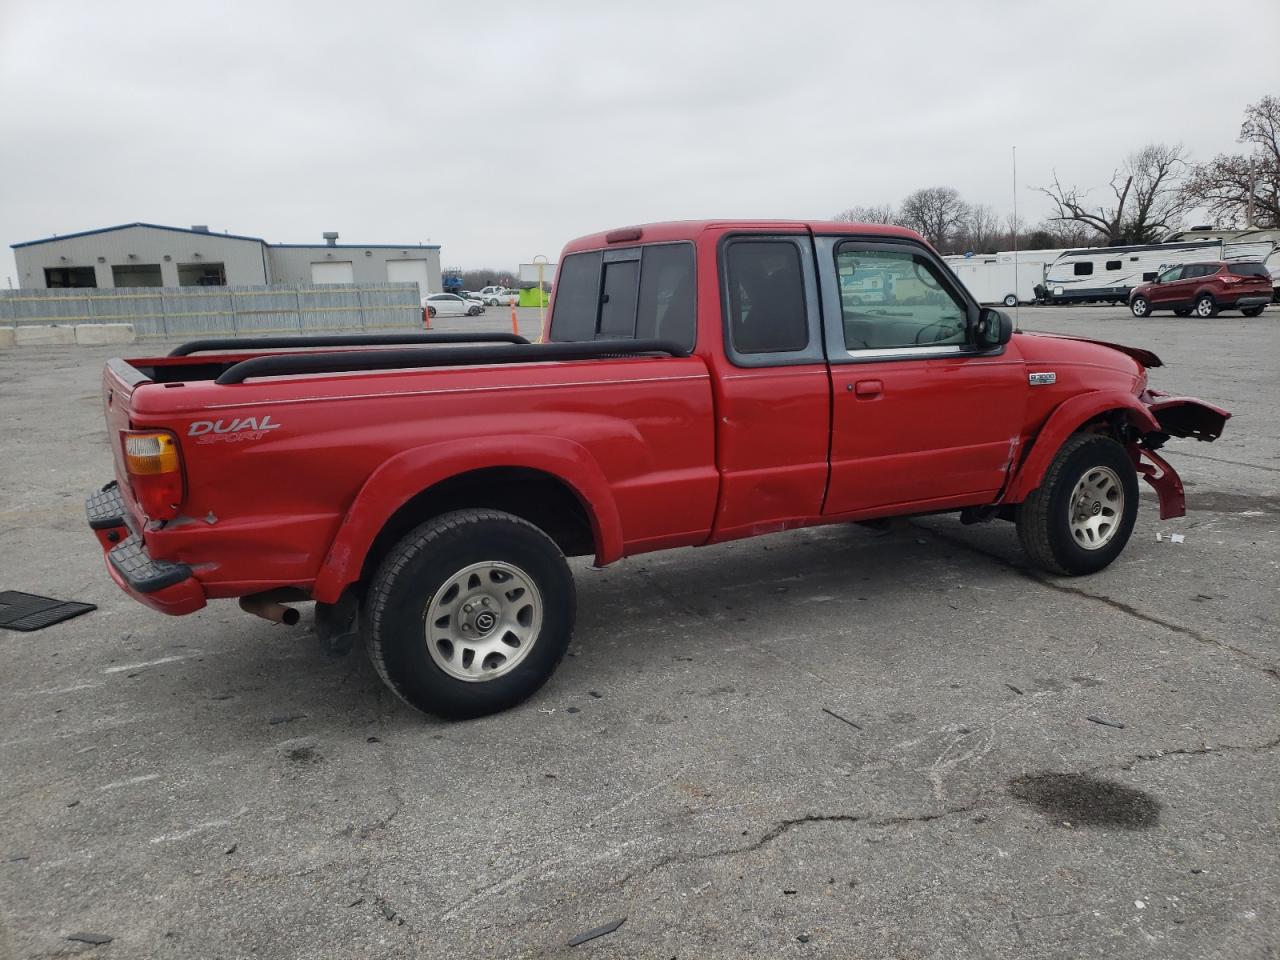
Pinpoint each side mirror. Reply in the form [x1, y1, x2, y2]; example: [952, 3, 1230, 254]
[975, 307, 1013, 348]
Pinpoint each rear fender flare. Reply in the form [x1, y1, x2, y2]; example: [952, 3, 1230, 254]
[1001, 391, 1160, 505]
[311, 436, 623, 603]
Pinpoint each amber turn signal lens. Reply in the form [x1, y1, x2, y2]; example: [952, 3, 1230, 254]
[124, 432, 180, 476]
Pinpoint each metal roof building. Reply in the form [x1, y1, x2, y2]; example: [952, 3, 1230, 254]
[11, 223, 443, 298]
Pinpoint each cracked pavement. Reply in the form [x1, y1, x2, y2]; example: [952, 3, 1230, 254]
[1, 305, 1277, 959]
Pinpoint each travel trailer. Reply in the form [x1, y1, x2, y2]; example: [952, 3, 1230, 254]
[944, 249, 1064, 306]
[1038, 239, 1275, 304]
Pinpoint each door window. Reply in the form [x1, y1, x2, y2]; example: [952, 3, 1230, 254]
[834, 246, 968, 351]
[724, 240, 809, 354]
[1157, 266, 1184, 283]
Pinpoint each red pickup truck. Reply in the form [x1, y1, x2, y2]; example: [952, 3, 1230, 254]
[88, 220, 1229, 718]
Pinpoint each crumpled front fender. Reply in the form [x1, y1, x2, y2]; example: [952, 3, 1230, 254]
[1143, 391, 1231, 442]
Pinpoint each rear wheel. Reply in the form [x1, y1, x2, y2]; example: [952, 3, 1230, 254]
[1003, 294, 1017, 307]
[1016, 434, 1139, 576]
[1194, 294, 1218, 318]
[1129, 296, 1151, 318]
[1242, 305, 1266, 317]
[363, 509, 576, 718]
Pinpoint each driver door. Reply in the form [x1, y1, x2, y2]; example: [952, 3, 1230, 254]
[819, 237, 1027, 515]
[1149, 266, 1185, 306]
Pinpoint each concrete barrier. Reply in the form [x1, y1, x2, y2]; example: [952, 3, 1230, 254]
[0, 327, 14, 349]
[15, 325, 76, 346]
[75, 323, 135, 346]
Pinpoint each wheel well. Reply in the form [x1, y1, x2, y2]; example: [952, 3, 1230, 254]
[360, 467, 597, 584]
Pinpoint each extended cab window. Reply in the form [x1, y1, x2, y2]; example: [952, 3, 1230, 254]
[548, 244, 695, 350]
[834, 246, 967, 351]
[724, 240, 808, 354]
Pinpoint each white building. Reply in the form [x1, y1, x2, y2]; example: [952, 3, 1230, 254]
[11, 222, 442, 299]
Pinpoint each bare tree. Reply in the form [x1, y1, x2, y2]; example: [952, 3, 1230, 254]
[897, 187, 969, 249]
[832, 204, 898, 225]
[959, 204, 1002, 253]
[1183, 95, 1280, 228]
[1038, 143, 1191, 245]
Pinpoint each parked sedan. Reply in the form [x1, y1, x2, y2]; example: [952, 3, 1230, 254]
[423, 293, 485, 318]
[477, 285, 520, 306]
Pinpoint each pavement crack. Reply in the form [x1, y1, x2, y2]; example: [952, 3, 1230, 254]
[620, 804, 978, 889]
[921, 522, 1279, 683]
[1118, 734, 1280, 770]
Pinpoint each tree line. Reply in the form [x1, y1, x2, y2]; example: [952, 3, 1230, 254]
[834, 94, 1279, 254]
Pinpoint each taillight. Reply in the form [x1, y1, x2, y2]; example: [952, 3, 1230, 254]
[122, 430, 185, 521]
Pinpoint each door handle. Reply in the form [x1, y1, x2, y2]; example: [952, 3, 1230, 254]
[853, 379, 883, 398]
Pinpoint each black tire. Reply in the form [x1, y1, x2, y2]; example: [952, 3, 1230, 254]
[1015, 434, 1139, 576]
[1242, 305, 1266, 317]
[1193, 294, 1218, 318]
[363, 509, 576, 718]
[467, 306, 482, 316]
[1003, 294, 1017, 307]
[1173, 308, 1191, 317]
[427, 306, 437, 319]
[1129, 295, 1151, 318]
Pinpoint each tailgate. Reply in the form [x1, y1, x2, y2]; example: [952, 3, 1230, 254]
[102, 358, 152, 526]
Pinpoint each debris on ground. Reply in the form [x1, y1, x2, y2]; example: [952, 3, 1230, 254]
[66, 932, 113, 946]
[223, 843, 237, 855]
[797, 933, 812, 943]
[566, 706, 581, 714]
[268, 713, 307, 725]
[821, 707, 862, 730]
[1155, 532, 1186, 543]
[1087, 715, 1126, 729]
[347, 897, 365, 908]
[1005, 684, 1024, 695]
[567, 917, 625, 947]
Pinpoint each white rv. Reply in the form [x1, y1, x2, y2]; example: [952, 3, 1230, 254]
[944, 249, 1064, 306]
[1040, 240, 1239, 304]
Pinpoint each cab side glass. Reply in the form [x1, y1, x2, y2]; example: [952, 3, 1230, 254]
[834, 246, 967, 351]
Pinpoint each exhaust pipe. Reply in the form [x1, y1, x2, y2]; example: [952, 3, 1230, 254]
[239, 595, 300, 626]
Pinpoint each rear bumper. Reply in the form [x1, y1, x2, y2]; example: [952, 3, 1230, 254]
[86, 482, 207, 616]
[1227, 295, 1270, 309]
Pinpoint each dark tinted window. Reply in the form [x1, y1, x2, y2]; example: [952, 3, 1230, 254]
[636, 243, 696, 350]
[1073, 262, 1094, 276]
[1142, 272, 1158, 282]
[1229, 262, 1270, 278]
[1105, 260, 1122, 271]
[725, 241, 808, 354]
[548, 244, 696, 350]
[548, 251, 602, 342]
[598, 260, 639, 338]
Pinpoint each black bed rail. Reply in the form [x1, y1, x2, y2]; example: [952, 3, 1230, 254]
[170, 332, 530, 357]
[214, 339, 691, 385]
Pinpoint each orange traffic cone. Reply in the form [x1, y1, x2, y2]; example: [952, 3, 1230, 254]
[510, 296, 519, 337]
[423, 306, 431, 330]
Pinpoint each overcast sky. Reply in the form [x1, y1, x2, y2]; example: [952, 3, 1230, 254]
[2, 0, 1277, 279]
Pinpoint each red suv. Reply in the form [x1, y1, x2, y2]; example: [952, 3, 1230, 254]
[1129, 261, 1272, 318]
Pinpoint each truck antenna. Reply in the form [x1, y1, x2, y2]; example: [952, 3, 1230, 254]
[1012, 145, 1020, 327]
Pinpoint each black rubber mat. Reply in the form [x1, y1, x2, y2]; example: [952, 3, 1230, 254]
[0, 591, 97, 632]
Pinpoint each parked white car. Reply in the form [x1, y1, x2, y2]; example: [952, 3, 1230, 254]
[423, 293, 485, 318]
[477, 285, 520, 306]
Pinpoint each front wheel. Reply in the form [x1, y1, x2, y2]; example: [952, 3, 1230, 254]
[427, 306, 437, 319]
[1016, 434, 1139, 576]
[1130, 296, 1151, 318]
[1194, 294, 1218, 318]
[467, 306, 482, 316]
[363, 509, 576, 718]
[1242, 305, 1266, 317]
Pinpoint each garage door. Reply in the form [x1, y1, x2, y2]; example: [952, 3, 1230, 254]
[386, 259, 431, 299]
[310, 261, 354, 284]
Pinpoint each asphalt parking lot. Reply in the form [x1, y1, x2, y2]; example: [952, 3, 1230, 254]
[1, 304, 1277, 959]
